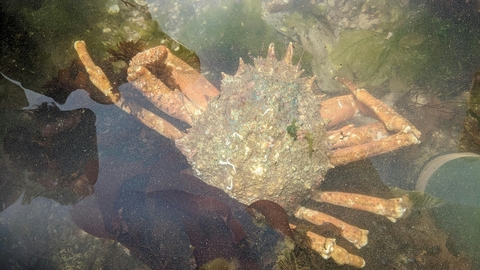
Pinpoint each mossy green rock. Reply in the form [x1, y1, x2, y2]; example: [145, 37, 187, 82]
[330, 12, 480, 90]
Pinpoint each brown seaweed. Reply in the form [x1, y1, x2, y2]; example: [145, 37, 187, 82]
[107, 40, 146, 64]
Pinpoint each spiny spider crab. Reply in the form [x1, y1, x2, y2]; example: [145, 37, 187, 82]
[74, 40, 421, 268]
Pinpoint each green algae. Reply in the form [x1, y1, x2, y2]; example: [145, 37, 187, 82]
[1, 0, 201, 95]
[286, 119, 299, 140]
[330, 11, 480, 90]
[177, 0, 280, 80]
[10, 0, 108, 84]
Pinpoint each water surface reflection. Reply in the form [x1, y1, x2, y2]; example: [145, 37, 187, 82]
[1, 0, 480, 269]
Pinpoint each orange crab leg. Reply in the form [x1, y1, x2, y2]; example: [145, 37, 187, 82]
[74, 41, 120, 103]
[290, 224, 365, 268]
[324, 232, 365, 268]
[294, 206, 368, 249]
[120, 100, 186, 140]
[74, 40, 186, 140]
[335, 77, 421, 138]
[327, 122, 389, 149]
[128, 45, 220, 111]
[127, 63, 198, 125]
[312, 192, 410, 222]
[329, 131, 419, 166]
[308, 231, 365, 268]
[320, 94, 370, 127]
[323, 78, 421, 166]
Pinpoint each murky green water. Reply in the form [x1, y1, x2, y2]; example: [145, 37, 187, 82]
[1, 0, 479, 269]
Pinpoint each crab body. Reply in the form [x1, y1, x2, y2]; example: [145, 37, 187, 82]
[177, 51, 330, 210]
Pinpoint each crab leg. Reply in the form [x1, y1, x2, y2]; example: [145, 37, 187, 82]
[119, 100, 186, 140]
[290, 225, 365, 268]
[312, 192, 410, 222]
[335, 77, 421, 138]
[309, 231, 365, 268]
[294, 206, 368, 249]
[74, 41, 120, 102]
[329, 131, 419, 166]
[327, 122, 389, 149]
[128, 45, 220, 111]
[325, 78, 421, 166]
[127, 62, 199, 125]
[74, 40, 186, 140]
[320, 94, 370, 128]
